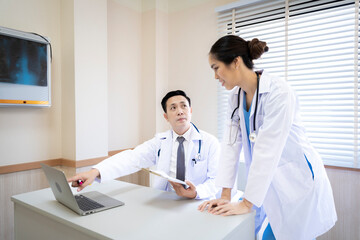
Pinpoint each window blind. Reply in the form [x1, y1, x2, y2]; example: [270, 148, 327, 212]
[216, 0, 360, 168]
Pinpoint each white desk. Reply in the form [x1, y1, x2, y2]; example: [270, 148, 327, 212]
[12, 180, 255, 240]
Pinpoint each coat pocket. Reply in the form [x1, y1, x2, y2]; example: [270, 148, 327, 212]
[271, 161, 314, 205]
[189, 157, 207, 179]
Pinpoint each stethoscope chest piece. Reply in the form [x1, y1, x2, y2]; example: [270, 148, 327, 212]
[249, 132, 257, 143]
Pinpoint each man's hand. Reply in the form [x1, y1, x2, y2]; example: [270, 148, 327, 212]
[67, 168, 100, 192]
[169, 180, 197, 199]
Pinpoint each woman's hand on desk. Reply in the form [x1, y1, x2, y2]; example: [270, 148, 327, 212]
[210, 199, 253, 216]
[169, 180, 197, 199]
[67, 168, 100, 192]
[198, 198, 253, 216]
[198, 198, 230, 212]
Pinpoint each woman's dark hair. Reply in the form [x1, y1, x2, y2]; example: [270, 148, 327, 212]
[209, 35, 268, 69]
[161, 90, 191, 113]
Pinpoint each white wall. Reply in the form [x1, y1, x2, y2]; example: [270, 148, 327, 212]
[0, 0, 231, 166]
[155, 8, 169, 134]
[61, 0, 76, 160]
[74, 0, 108, 160]
[0, 1, 359, 240]
[0, 0, 62, 166]
[168, 0, 233, 136]
[0, 0, 139, 164]
[140, 9, 157, 142]
[140, 0, 170, 142]
[107, 0, 142, 150]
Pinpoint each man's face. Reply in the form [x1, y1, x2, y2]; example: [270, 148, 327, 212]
[163, 95, 192, 134]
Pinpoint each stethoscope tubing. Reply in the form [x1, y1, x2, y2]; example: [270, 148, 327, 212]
[231, 71, 260, 134]
[157, 122, 202, 165]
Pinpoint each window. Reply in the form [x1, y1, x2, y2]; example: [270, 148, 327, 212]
[216, 0, 360, 168]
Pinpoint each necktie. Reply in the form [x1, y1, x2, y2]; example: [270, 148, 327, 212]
[176, 136, 185, 181]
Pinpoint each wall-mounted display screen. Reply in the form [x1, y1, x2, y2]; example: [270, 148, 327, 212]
[0, 26, 51, 107]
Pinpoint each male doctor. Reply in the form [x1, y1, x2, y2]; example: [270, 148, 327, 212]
[68, 90, 221, 199]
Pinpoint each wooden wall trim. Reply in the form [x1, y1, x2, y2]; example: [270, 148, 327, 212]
[0, 149, 132, 174]
[74, 156, 108, 168]
[1, 149, 357, 174]
[0, 159, 63, 174]
[108, 149, 131, 156]
[324, 165, 360, 172]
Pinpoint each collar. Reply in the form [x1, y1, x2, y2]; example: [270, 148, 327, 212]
[235, 70, 271, 97]
[172, 125, 192, 143]
[257, 70, 271, 95]
[235, 70, 271, 118]
[235, 70, 271, 107]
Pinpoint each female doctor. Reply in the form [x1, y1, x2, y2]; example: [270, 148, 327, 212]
[198, 35, 337, 240]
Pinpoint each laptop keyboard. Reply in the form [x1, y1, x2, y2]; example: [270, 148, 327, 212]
[75, 195, 104, 212]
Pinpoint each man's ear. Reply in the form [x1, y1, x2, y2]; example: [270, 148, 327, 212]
[190, 107, 192, 114]
[163, 113, 169, 122]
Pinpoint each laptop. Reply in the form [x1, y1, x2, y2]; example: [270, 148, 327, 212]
[41, 163, 124, 216]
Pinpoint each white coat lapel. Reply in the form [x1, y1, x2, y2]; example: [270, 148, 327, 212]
[186, 125, 202, 177]
[249, 71, 271, 136]
[239, 90, 250, 150]
[186, 139, 194, 180]
[249, 88, 258, 131]
[187, 139, 194, 164]
[239, 90, 253, 172]
[156, 131, 173, 174]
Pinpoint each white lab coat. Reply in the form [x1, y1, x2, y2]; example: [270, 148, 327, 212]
[216, 71, 337, 240]
[95, 124, 221, 200]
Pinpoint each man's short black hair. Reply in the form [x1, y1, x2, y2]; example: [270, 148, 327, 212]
[161, 90, 191, 113]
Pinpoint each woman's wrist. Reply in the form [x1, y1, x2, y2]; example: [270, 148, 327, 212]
[242, 198, 253, 209]
[221, 188, 232, 201]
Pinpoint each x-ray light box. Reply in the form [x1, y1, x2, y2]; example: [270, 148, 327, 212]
[0, 26, 51, 107]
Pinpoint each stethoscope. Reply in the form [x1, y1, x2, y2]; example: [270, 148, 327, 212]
[190, 122, 202, 166]
[157, 122, 201, 167]
[229, 71, 260, 145]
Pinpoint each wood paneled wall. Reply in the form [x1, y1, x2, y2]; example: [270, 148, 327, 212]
[318, 168, 360, 240]
[0, 165, 358, 240]
[0, 165, 148, 240]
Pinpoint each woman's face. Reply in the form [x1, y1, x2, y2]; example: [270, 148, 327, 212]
[208, 54, 239, 90]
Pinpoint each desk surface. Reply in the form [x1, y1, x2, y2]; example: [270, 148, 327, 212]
[12, 180, 254, 240]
